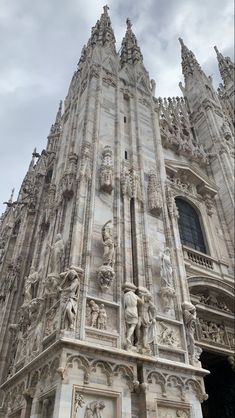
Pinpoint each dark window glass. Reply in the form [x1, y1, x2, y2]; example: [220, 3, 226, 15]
[176, 198, 207, 253]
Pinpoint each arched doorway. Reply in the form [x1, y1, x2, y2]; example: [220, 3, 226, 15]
[201, 351, 235, 418]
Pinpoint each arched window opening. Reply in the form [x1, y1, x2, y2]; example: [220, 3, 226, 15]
[175, 197, 207, 253]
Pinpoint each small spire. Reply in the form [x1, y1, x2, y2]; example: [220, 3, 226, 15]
[120, 18, 143, 66]
[50, 101, 62, 135]
[103, 4, 109, 14]
[87, 5, 116, 50]
[126, 17, 132, 30]
[9, 188, 15, 204]
[179, 37, 202, 80]
[214, 46, 234, 87]
[178, 37, 184, 47]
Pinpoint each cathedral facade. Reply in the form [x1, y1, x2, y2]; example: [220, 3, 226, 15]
[0, 6, 234, 418]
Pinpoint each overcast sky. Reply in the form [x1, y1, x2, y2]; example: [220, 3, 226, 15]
[0, 0, 234, 213]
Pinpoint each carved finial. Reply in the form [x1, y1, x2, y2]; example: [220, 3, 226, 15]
[103, 4, 109, 14]
[126, 17, 132, 29]
[178, 37, 184, 47]
[9, 188, 15, 203]
[214, 45, 219, 55]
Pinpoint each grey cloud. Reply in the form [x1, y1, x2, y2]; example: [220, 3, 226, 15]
[0, 0, 234, 212]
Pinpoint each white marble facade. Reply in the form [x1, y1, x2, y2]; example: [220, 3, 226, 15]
[0, 6, 234, 418]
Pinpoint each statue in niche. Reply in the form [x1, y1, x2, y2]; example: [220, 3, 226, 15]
[182, 302, 201, 366]
[136, 288, 157, 354]
[84, 400, 106, 418]
[99, 146, 113, 193]
[97, 220, 115, 291]
[147, 171, 162, 216]
[22, 267, 39, 306]
[98, 304, 107, 330]
[160, 247, 173, 287]
[123, 283, 142, 348]
[102, 220, 115, 267]
[159, 248, 175, 312]
[89, 300, 100, 327]
[59, 267, 83, 331]
[48, 233, 65, 276]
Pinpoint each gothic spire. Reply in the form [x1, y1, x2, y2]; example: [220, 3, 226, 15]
[214, 46, 235, 87]
[87, 5, 116, 51]
[50, 100, 62, 135]
[179, 38, 203, 80]
[120, 18, 143, 67]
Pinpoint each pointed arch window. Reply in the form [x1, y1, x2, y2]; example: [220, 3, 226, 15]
[175, 197, 207, 253]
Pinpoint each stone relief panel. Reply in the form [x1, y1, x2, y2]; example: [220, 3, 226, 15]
[71, 387, 119, 418]
[156, 321, 181, 348]
[196, 318, 230, 347]
[157, 404, 190, 418]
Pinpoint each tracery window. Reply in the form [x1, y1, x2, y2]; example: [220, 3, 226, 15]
[175, 197, 207, 253]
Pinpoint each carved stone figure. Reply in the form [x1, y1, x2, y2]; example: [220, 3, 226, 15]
[102, 220, 115, 267]
[147, 171, 162, 216]
[97, 220, 115, 291]
[59, 267, 83, 331]
[48, 233, 65, 275]
[99, 146, 113, 193]
[182, 302, 201, 366]
[89, 300, 100, 327]
[123, 283, 142, 348]
[73, 392, 85, 418]
[136, 288, 157, 353]
[97, 304, 107, 330]
[84, 400, 106, 418]
[159, 248, 175, 312]
[160, 248, 173, 287]
[22, 267, 39, 305]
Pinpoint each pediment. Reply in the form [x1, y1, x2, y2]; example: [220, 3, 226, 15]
[165, 160, 217, 196]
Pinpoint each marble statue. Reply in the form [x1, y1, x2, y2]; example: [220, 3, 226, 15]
[48, 233, 65, 275]
[182, 302, 201, 365]
[89, 300, 100, 327]
[23, 267, 39, 305]
[59, 267, 82, 330]
[123, 283, 142, 348]
[102, 220, 115, 267]
[97, 304, 107, 330]
[160, 247, 173, 287]
[136, 289, 157, 353]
